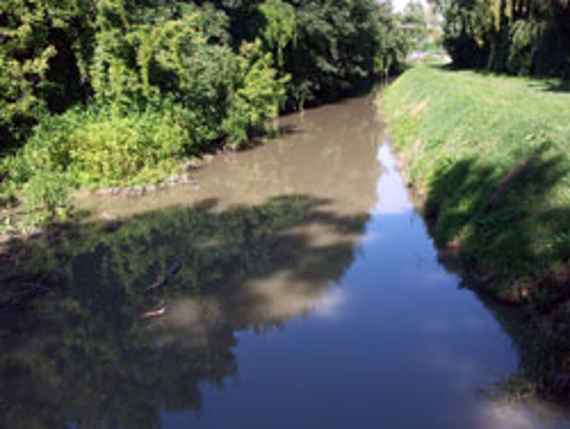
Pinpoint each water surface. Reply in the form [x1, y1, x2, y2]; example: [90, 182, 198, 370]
[2, 96, 569, 429]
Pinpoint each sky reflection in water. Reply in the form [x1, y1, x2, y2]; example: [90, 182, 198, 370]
[3, 97, 570, 429]
[158, 101, 568, 429]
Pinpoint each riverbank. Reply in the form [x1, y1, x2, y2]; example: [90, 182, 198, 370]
[6, 95, 570, 428]
[0, 1, 410, 239]
[381, 64, 570, 398]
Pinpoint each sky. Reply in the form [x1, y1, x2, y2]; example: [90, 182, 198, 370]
[391, 0, 428, 12]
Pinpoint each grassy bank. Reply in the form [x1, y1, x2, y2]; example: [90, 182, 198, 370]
[382, 64, 570, 396]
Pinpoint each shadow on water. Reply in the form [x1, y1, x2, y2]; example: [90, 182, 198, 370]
[0, 194, 371, 429]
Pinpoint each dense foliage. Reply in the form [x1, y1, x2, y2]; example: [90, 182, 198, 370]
[435, 0, 570, 77]
[400, 1, 430, 48]
[0, 0, 409, 225]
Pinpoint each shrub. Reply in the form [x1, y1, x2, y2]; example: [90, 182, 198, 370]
[67, 109, 189, 185]
[223, 41, 288, 147]
[15, 105, 194, 187]
[21, 170, 71, 225]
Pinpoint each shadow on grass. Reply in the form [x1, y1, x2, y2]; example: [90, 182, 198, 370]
[426, 143, 570, 289]
[430, 60, 570, 95]
[431, 62, 461, 72]
[0, 194, 369, 429]
[425, 143, 570, 396]
[526, 79, 570, 94]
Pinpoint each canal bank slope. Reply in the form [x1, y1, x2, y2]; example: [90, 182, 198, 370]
[381, 64, 570, 399]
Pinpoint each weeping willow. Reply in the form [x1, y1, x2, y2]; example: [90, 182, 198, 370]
[439, 0, 570, 77]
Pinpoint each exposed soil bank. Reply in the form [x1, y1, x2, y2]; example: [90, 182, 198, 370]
[381, 65, 570, 400]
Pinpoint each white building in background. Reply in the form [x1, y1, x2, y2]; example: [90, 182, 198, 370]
[392, 0, 429, 13]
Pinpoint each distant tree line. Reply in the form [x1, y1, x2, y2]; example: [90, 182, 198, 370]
[434, 0, 570, 77]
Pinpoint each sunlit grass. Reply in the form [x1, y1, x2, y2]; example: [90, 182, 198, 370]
[382, 64, 570, 298]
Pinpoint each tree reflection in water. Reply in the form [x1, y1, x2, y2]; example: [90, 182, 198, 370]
[0, 194, 371, 429]
[1, 96, 382, 429]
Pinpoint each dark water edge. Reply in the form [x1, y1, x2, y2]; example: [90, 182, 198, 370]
[1, 95, 570, 429]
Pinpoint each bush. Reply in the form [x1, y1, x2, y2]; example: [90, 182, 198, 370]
[223, 41, 288, 147]
[67, 110, 188, 185]
[13, 105, 195, 187]
[21, 170, 71, 225]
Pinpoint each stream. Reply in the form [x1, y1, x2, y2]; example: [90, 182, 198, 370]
[2, 96, 570, 428]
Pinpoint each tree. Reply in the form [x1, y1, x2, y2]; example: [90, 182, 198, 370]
[436, 0, 570, 76]
[401, 1, 429, 48]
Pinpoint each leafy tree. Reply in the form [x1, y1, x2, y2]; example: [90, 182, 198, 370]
[258, 0, 297, 67]
[223, 41, 289, 146]
[0, 0, 94, 148]
[436, 0, 570, 77]
[279, 0, 407, 106]
[0, 0, 408, 223]
[400, 1, 430, 48]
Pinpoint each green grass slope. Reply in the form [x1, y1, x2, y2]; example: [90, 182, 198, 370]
[382, 65, 570, 306]
[382, 64, 570, 398]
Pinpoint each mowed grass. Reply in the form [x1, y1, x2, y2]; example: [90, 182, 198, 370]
[382, 65, 570, 302]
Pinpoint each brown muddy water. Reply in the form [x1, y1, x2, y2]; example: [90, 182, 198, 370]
[2, 96, 570, 429]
